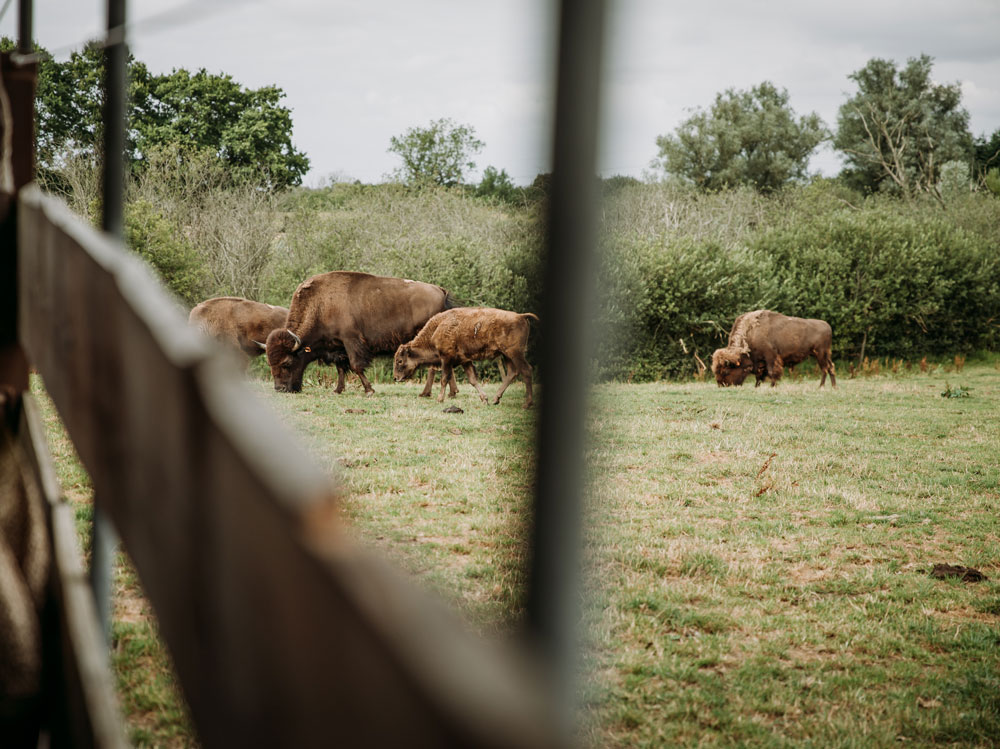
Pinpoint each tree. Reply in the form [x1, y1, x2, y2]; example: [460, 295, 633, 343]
[474, 165, 519, 204]
[972, 128, 1000, 186]
[388, 118, 483, 187]
[654, 82, 826, 192]
[132, 67, 309, 188]
[833, 54, 972, 197]
[0, 37, 309, 189]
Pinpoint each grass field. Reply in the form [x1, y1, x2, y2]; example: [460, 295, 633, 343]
[33, 357, 1000, 747]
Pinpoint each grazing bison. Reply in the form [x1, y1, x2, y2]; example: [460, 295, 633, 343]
[394, 307, 538, 408]
[265, 271, 453, 394]
[189, 297, 288, 365]
[711, 310, 836, 388]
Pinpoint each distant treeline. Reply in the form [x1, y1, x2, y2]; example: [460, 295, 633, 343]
[114, 172, 1000, 381]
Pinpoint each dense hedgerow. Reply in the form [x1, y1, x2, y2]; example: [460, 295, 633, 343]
[107, 174, 1000, 381]
[755, 203, 1000, 360]
[593, 181, 1000, 379]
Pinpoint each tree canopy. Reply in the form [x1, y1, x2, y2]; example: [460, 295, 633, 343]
[388, 118, 483, 187]
[654, 82, 826, 193]
[833, 54, 971, 197]
[1, 38, 310, 189]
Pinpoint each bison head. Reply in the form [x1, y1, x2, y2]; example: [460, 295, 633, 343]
[265, 328, 316, 392]
[711, 347, 753, 387]
[393, 344, 419, 382]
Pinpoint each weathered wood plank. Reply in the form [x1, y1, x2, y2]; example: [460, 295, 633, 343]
[17, 186, 562, 747]
[18, 396, 128, 749]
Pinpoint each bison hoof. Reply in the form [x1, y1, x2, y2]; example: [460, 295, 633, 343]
[419, 392, 431, 398]
[491, 397, 501, 406]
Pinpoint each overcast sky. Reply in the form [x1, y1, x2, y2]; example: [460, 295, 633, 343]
[3, 0, 999, 186]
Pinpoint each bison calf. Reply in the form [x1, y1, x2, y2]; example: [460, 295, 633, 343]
[393, 308, 538, 408]
[711, 309, 836, 388]
[189, 297, 288, 366]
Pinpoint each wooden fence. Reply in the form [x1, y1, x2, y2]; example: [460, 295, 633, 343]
[0, 0, 605, 745]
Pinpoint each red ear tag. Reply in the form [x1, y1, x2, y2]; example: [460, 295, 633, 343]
[304, 346, 311, 353]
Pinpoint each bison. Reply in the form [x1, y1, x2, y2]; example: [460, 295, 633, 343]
[711, 310, 836, 388]
[265, 271, 454, 394]
[393, 307, 538, 408]
[189, 297, 288, 366]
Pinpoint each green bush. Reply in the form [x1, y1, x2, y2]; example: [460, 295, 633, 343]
[124, 200, 208, 306]
[753, 204, 1000, 358]
[104, 176, 1000, 380]
[985, 168, 1000, 198]
[596, 236, 778, 380]
[265, 184, 544, 313]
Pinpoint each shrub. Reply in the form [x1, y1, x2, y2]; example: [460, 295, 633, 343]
[596, 236, 778, 380]
[124, 200, 208, 306]
[752, 203, 1000, 359]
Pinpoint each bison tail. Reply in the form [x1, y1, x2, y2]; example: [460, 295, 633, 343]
[443, 292, 460, 310]
[521, 312, 540, 323]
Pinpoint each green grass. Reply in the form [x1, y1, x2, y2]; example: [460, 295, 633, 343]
[32, 360, 1000, 747]
[580, 364, 1000, 747]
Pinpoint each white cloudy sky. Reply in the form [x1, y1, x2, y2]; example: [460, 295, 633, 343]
[3, 0, 999, 185]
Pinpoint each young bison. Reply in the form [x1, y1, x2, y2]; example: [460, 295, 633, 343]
[711, 309, 836, 388]
[393, 308, 538, 408]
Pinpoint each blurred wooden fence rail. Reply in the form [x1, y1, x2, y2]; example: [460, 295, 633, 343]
[0, 54, 563, 749]
[1, 0, 604, 741]
[14, 186, 559, 747]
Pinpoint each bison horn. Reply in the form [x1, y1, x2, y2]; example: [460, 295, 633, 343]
[287, 330, 302, 351]
[254, 340, 267, 351]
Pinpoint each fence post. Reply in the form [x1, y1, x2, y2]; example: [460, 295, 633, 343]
[91, 0, 129, 644]
[529, 0, 606, 739]
[0, 45, 37, 396]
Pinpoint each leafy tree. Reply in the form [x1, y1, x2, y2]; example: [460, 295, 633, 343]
[833, 54, 972, 197]
[654, 81, 826, 192]
[132, 67, 309, 188]
[0, 37, 309, 189]
[388, 118, 483, 187]
[474, 165, 518, 204]
[973, 128, 1000, 186]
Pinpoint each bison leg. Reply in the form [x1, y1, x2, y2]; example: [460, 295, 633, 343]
[817, 351, 836, 388]
[765, 353, 783, 387]
[419, 367, 435, 397]
[438, 362, 454, 403]
[343, 339, 376, 395]
[493, 353, 534, 408]
[462, 363, 490, 403]
[423, 365, 459, 398]
[334, 365, 347, 394]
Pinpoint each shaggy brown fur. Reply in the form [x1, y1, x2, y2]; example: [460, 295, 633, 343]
[265, 271, 453, 394]
[394, 308, 538, 408]
[1, 392, 51, 743]
[711, 309, 836, 388]
[189, 297, 288, 363]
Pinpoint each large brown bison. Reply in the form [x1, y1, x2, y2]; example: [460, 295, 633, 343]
[189, 297, 288, 364]
[265, 271, 453, 394]
[711, 310, 836, 388]
[393, 307, 538, 408]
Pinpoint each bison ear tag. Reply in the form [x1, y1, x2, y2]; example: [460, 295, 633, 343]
[304, 346, 312, 353]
